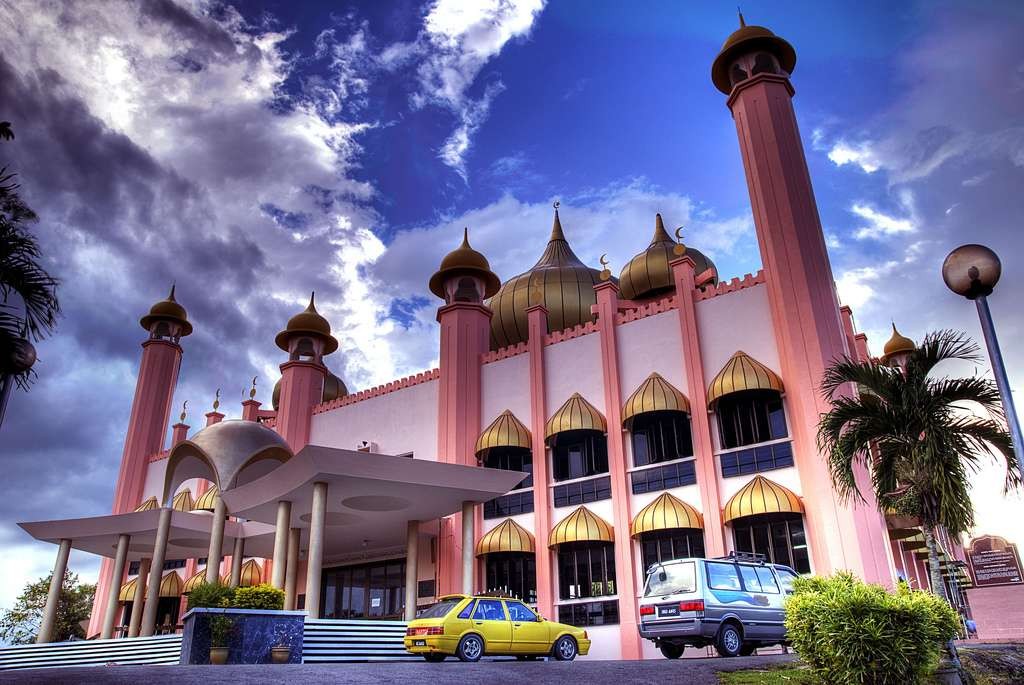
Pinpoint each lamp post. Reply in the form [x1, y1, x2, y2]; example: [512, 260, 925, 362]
[942, 244, 1024, 476]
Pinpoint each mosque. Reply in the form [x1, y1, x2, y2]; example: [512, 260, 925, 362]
[19, 16, 973, 660]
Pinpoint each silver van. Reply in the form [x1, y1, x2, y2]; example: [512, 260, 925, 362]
[637, 552, 799, 659]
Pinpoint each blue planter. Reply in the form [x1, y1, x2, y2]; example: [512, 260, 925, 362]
[180, 608, 305, 665]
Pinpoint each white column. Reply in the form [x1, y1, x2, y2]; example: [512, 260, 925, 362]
[461, 501, 474, 596]
[141, 508, 173, 636]
[127, 558, 150, 638]
[271, 500, 291, 589]
[101, 534, 130, 639]
[36, 539, 72, 644]
[404, 521, 420, 621]
[304, 482, 328, 618]
[229, 537, 245, 587]
[205, 495, 227, 584]
[284, 528, 300, 611]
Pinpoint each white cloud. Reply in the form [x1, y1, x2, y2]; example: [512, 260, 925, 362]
[827, 139, 881, 173]
[850, 189, 918, 240]
[835, 261, 899, 310]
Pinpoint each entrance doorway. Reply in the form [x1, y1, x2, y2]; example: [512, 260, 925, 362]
[321, 558, 406, 619]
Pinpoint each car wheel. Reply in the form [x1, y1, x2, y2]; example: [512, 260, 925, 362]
[552, 636, 578, 661]
[423, 654, 446, 663]
[456, 634, 484, 662]
[739, 643, 756, 656]
[659, 642, 685, 659]
[715, 623, 743, 658]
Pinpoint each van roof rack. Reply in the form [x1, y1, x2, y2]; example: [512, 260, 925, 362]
[714, 551, 767, 564]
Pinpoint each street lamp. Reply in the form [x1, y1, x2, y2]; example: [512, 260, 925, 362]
[941, 244, 1024, 475]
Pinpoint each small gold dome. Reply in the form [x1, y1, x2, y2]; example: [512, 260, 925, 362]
[429, 228, 501, 300]
[139, 285, 193, 336]
[881, 324, 915, 363]
[619, 214, 717, 300]
[272, 367, 348, 410]
[711, 13, 797, 94]
[274, 292, 339, 354]
[488, 209, 605, 348]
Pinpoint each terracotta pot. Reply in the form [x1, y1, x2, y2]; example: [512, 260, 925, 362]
[271, 646, 291, 664]
[210, 647, 229, 665]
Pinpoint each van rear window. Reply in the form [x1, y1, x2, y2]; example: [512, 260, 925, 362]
[644, 561, 696, 597]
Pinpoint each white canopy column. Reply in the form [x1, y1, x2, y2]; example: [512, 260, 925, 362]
[101, 534, 130, 639]
[304, 481, 328, 618]
[140, 508, 172, 636]
[36, 539, 71, 644]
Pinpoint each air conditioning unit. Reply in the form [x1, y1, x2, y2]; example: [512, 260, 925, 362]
[356, 440, 378, 453]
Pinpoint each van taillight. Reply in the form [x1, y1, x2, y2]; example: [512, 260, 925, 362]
[639, 605, 655, 616]
[679, 600, 704, 612]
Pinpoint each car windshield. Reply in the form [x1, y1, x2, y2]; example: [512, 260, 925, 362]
[644, 561, 696, 596]
[417, 598, 462, 619]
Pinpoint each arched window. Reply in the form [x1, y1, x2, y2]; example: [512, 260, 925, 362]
[483, 447, 532, 489]
[716, 389, 787, 449]
[557, 541, 616, 600]
[551, 429, 608, 481]
[484, 553, 536, 604]
[732, 513, 810, 574]
[638, 529, 705, 570]
[630, 410, 693, 467]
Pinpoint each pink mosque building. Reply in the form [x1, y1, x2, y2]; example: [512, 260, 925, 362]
[20, 17, 973, 660]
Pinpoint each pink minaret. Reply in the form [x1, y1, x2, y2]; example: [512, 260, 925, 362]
[712, 15, 893, 583]
[88, 286, 192, 637]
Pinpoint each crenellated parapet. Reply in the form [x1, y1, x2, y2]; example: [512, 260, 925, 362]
[312, 368, 441, 414]
[694, 270, 765, 301]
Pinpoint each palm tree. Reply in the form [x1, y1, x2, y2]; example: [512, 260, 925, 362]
[817, 329, 1021, 601]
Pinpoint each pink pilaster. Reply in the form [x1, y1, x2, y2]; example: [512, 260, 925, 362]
[171, 422, 189, 447]
[527, 304, 555, 618]
[205, 411, 224, 426]
[726, 72, 893, 585]
[275, 361, 326, 452]
[670, 256, 726, 557]
[241, 399, 261, 422]
[593, 281, 642, 659]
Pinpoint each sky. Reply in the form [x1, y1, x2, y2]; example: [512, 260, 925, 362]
[1, 0, 1023, 611]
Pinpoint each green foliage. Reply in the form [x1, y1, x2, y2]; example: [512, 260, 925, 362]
[231, 583, 284, 610]
[0, 570, 95, 644]
[718, 666, 820, 684]
[209, 615, 235, 649]
[186, 581, 235, 609]
[785, 572, 959, 685]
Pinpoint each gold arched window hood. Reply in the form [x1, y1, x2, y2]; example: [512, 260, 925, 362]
[707, 351, 784, 407]
[194, 485, 220, 512]
[549, 506, 614, 548]
[171, 488, 194, 512]
[545, 393, 607, 444]
[118, 577, 139, 602]
[622, 372, 691, 426]
[183, 569, 206, 594]
[134, 496, 159, 512]
[159, 570, 183, 598]
[631, 492, 703, 538]
[476, 519, 536, 557]
[221, 558, 262, 587]
[722, 475, 803, 523]
[475, 410, 532, 459]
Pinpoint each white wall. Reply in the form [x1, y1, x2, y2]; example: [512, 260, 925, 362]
[544, 333, 605, 415]
[616, 309, 687, 403]
[480, 353, 532, 434]
[695, 283, 780, 386]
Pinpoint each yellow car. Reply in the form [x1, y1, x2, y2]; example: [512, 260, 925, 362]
[404, 594, 591, 662]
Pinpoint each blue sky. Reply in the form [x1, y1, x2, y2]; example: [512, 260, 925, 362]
[0, 0, 1022, 609]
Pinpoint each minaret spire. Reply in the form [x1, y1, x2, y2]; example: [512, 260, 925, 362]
[651, 213, 673, 244]
[737, 7, 746, 27]
[550, 201, 566, 242]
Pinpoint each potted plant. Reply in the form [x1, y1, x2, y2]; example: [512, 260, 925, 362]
[270, 642, 291, 664]
[209, 615, 234, 665]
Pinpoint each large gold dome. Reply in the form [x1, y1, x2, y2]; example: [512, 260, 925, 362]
[488, 209, 604, 349]
[618, 214, 717, 300]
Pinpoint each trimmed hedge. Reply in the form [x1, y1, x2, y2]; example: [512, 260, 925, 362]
[785, 572, 959, 685]
[232, 583, 285, 610]
[186, 581, 235, 609]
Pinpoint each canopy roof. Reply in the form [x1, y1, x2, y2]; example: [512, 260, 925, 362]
[549, 506, 613, 548]
[707, 351, 784, 407]
[475, 410, 532, 456]
[545, 393, 606, 442]
[722, 475, 803, 523]
[476, 519, 535, 557]
[622, 373, 691, 425]
[631, 492, 703, 538]
[221, 559, 262, 587]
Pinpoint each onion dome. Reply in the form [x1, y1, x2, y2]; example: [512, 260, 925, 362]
[274, 292, 338, 355]
[488, 208, 605, 348]
[429, 228, 501, 300]
[272, 367, 349, 410]
[711, 12, 796, 94]
[619, 214, 717, 300]
[881, 324, 915, 363]
[139, 285, 193, 336]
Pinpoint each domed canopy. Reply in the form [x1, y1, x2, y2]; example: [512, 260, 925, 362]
[711, 13, 797, 94]
[881, 324, 915, 363]
[622, 372, 691, 426]
[722, 475, 803, 523]
[221, 558, 262, 587]
[549, 506, 614, 548]
[475, 410, 532, 457]
[545, 393, 606, 442]
[429, 228, 501, 300]
[707, 351, 784, 407]
[631, 492, 703, 538]
[619, 214, 717, 300]
[272, 367, 348, 410]
[476, 518, 535, 556]
[275, 293, 339, 355]
[139, 285, 193, 336]
[488, 209, 605, 349]
[163, 420, 292, 504]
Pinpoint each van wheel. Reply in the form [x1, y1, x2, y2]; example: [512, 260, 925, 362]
[659, 642, 685, 659]
[739, 643, 756, 656]
[456, 634, 484, 662]
[552, 636, 578, 661]
[423, 653, 446, 662]
[715, 623, 743, 658]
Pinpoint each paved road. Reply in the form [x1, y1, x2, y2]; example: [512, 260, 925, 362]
[0, 655, 798, 684]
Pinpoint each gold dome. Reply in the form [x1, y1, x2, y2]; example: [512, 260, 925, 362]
[272, 367, 348, 410]
[429, 228, 501, 300]
[619, 214, 717, 300]
[711, 13, 797, 94]
[488, 209, 605, 348]
[139, 285, 193, 336]
[274, 293, 339, 355]
[881, 324, 915, 363]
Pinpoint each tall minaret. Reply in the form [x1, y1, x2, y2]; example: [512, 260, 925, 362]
[712, 15, 894, 583]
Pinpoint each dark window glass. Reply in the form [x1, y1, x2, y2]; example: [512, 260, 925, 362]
[630, 461, 697, 495]
[417, 579, 436, 598]
[732, 514, 811, 574]
[419, 598, 462, 619]
[483, 491, 535, 519]
[483, 447, 533, 489]
[505, 600, 538, 622]
[630, 411, 693, 466]
[706, 562, 742, 590]
[551, 430, 609, 481]
[716, 390, 788, 449]
[638, 529, 706, 570]
[483, 552, 537, 604]
[720, 441, 794, 477]
[128, 561, 140, 576]
[320, 558, 406, 619]
[553, 476, 612, 507]
[738, 565, 762, 592]
[473, 599, 506, 621]
[556, 542, 616, 600]
[457, 600, 476, 619]
[162, 559, 186, 570]
[557, 600, 619, 627]
[754, 567, 780, 593]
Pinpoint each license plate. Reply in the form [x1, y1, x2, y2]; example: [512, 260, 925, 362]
[659, 606, 679, 617]
[414, 640, 426, 646]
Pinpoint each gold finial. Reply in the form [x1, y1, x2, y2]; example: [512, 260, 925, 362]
[461, 226, 470, 247]
[673, 226, 688, 256]
[306, 291, 317, 312]
[549, 202, 566, 242]
[599, 253, 611, 281]
[179, 400, 188, 423]
[213, 388, 221, 412]
[168, 283, 177, 301]
[737, 7, 746, 27]
[249, 376, 257, 400]
[553, 200, 560, 211]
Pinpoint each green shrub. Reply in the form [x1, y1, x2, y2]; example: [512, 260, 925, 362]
[209, 615, 235, 648]
[785, 572, 959, 685]
[186, 581, 235, 609]
[232, 583, 285, 610]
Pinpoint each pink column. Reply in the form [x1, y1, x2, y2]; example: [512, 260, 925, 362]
[527, 304, 555, 618]
[241, 399, 261, 422]
[205, 410, 224, 426]
[670, 256, 726, 557]
[593, 281, 642, 659]
[276, 360, 326, 452]
[171, 422, 189, 446]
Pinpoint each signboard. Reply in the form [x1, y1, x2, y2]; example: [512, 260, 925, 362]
[967, 535, 1023, 587]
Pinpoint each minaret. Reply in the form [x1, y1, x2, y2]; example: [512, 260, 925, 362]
[712, 15, 894, 583]
[429, 229, 500, 595]
[89, 286, 192, 637]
